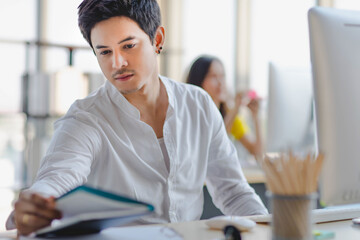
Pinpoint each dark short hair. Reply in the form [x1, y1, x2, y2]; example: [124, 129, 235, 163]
[78, 0, 161, 48]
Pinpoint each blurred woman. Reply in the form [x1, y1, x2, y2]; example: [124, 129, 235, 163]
[186, 55, 262, 161]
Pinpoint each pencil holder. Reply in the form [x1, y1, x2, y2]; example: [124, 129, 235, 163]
[267, 192, 317, 240]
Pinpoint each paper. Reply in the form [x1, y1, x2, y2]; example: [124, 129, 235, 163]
[21, 226, 183, 240]
[0, 229, 17, 239]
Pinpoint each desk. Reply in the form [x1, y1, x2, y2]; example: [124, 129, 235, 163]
[163, 220, 268, 239]
[15, 219, 360, 240]
[164, 219, 360, 239]
[242, 166, 266, 184]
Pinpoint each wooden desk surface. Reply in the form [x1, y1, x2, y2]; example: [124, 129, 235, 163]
[164, 219, 360, 240]
[13, 219, 360, 240]
[242, 166, 266, 184]
[164, 219, 269, 239]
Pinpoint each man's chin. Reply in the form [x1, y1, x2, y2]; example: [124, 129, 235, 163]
[119, 88, 139, 95]
[113, 79, 147, 95]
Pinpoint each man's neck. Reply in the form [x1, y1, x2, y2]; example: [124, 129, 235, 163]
[124, 76, 168, 138]
[124, 76, 160, 112]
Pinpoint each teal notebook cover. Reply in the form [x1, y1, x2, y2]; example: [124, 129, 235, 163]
[35, 185, 154, 238]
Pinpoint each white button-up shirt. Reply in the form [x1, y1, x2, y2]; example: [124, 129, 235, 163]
[24, 76, 267, 225]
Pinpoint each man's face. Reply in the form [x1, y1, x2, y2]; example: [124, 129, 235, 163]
[90, 16, 159, 95]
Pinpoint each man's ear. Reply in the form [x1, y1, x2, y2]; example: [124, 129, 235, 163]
[154, 26, 165, 53]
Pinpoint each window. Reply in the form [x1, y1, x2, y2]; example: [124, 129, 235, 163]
[249, 0, 315, 98]
[181, 0, 236, 90]
[0, 0, 37, 113]
[44, 0, 99, 73]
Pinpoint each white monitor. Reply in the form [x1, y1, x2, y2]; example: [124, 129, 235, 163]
[266, 62, 315, 154]
[308, 7, 360, 206]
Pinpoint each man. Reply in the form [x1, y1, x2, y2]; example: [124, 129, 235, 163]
[7, 0, 267, 236]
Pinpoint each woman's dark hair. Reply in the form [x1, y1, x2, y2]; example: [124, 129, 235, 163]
[78, 0, 161, 49]
[186, 55, 226, 117]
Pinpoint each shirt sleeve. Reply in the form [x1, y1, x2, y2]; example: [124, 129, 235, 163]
[29, 117, 101, 197]
[5, 211, 15, 230]
[205, 99, 268, 216]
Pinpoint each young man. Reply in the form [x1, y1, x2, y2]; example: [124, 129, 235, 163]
[7, 0, 267, 236]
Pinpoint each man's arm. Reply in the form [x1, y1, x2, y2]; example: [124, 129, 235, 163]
[7, 118, 100, 235]
[205, 98, 268, 216]
[32, 118, 99, 195]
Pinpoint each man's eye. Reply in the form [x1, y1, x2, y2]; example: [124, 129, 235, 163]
[100, 50, 111, 55]
[124, 44, 135, 49]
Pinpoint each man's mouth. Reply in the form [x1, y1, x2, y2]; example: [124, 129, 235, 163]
[113, 73, 134, 81]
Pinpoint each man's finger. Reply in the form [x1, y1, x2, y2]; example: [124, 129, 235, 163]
[15, 200, 62, 220]
[16, 213, 52, 236]
[20, 192, 58, 211]
[19, 213, 52, 228]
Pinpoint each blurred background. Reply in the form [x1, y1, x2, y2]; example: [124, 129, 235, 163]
[1, 0, 360, 231]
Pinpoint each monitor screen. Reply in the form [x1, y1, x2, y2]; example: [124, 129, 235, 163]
[308, 7, 360, 206]
[266, 62, 315, 154]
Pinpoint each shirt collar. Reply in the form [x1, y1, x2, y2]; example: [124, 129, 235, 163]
[105, 80, 140, 119]
[159, 75, 175, 111]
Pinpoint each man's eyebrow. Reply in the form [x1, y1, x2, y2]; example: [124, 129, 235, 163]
[118, 36, 135, 44]
[95, 45, 108, 49]
[95, 36, 136, 49]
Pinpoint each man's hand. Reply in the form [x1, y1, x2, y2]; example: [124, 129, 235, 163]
[14, 191, 62, 236]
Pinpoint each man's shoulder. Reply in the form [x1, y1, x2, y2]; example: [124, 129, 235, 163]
[59, 85, 106, 124]
[74, 85, 106, 110]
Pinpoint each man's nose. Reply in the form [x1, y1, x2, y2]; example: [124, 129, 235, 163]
[112, 52, 128, 69]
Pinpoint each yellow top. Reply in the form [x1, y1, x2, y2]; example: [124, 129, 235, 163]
[230, 115, 249, 140]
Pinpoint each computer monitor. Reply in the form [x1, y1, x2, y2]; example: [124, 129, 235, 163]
[266, 62, 315, 154]
[308, 7, 360, 206]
